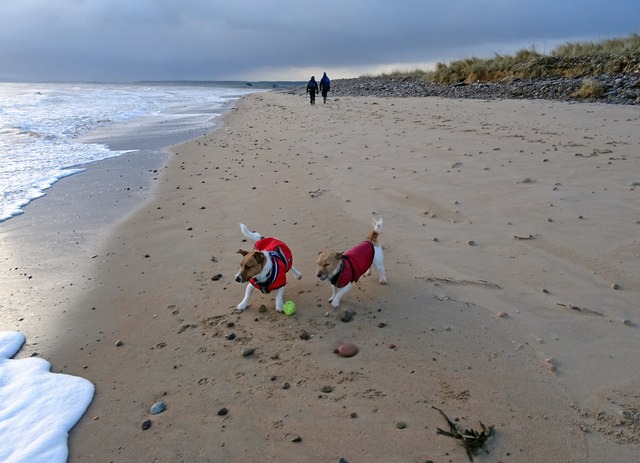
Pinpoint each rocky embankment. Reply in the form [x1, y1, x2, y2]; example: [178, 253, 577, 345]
[286, 73, 640, 104]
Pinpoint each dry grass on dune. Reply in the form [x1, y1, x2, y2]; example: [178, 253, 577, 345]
[379, 33, 640, 84]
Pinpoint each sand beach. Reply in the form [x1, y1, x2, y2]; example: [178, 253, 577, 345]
[2, 90, 639, 462]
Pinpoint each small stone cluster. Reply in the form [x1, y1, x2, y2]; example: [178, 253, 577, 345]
[286, 72, 640, 105]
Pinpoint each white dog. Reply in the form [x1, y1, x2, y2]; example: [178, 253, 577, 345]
[235, 223, 302, 312]
[316, 218, 387, 307]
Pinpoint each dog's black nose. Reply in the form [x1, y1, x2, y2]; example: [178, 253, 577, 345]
[316, 272, 322, 278]
[235, 275, 242, 283]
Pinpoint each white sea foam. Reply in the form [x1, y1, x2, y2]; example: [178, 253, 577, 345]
[0, 82, 259, 222]
[0, 331, 94, 463]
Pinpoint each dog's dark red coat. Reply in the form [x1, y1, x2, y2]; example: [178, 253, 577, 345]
[250, 238, 294, 293]
[333, 241, 375, 288]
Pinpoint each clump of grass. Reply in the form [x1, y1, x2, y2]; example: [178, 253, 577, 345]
[572, 79, 606, 99]
[553, 34, 640, 57]
[374, 34, 640, 84]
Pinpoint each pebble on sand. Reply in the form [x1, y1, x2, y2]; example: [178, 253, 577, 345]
[241, 347, 255, 357]
[334, 343, 359, 357]
[150, 401, 166, 415]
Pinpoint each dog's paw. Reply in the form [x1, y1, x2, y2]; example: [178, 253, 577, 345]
[379, 278, 387, 285]
[236, 303, 247, 311]
[296, 274, 302, 280]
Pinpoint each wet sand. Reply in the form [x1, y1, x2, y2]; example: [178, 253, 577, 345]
[2, 92, 639, 462]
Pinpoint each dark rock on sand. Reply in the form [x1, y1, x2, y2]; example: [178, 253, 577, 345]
[341, 311, 353, 322]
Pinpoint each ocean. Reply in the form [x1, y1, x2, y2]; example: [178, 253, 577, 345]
[0, 81, 267, 222]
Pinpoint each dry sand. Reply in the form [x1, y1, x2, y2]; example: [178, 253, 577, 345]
[2, 91, 640, 462]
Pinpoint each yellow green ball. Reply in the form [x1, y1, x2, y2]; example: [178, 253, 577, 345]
[283, 301, 296, 315]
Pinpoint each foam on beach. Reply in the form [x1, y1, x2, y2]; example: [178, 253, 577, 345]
[0, 331, 94, 463]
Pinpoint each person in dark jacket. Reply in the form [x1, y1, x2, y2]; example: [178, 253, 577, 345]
[306, 76, 318, 105]
[319, 72, 331, 103]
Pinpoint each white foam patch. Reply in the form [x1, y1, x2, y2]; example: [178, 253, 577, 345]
[0, 332, 94, 463]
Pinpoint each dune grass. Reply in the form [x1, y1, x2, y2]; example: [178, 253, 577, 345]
[380, 34, 640, 84]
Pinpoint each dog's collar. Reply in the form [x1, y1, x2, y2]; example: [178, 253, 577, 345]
[329, 257, 347, 287]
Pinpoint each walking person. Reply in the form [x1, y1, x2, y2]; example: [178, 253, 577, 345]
[319, 72, 330, 103]
[306, 76, 318, 105]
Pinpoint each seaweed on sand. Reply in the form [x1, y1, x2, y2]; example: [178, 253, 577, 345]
[432, 406, 494, 461]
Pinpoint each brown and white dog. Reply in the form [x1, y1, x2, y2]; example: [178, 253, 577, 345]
[316, 218, 387, 307]
[235, 223, 302, 312]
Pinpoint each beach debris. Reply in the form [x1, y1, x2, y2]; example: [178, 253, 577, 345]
[545, 356, 557, 373]
[150, 401, 166, 415]
[334, 342, 359, 357]
[611, 283, 621, 290]
[556, 302, 604, 317]
[211, 273, 222, 281]
[115, 340, 123, 347]
[225, 332, 236, 340]
[513, 234, 535, 240]
[321, 386, 333, 393]
[309, 188, 327, 198]
[291, 435, 302, 443]
[416, 275, 502, 289]
[432, 406, 493, 462]
[217, 407, 228, 416]
[396, 421, 407, 429]
[497, 311, 508, 318]
[299, 330, 310, 340]
[516, 177, 534, 184]
[141, 419, 152, 430]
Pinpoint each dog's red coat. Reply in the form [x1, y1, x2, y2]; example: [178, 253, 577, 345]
[250, 238, 294, 293]
[335, 241, 375, 288]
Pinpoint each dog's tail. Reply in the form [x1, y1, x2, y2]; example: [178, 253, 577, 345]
[239, 223, 263, 242]
[366, 217, 383, 244]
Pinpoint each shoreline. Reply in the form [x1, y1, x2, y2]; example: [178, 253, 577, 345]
[2, 91, 640, 462]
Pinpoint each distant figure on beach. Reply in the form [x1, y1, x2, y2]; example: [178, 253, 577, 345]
[319, 72, 331, 103]
[306, 76, 318, 105]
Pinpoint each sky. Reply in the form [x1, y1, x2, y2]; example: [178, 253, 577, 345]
[1, 0, 638, 83]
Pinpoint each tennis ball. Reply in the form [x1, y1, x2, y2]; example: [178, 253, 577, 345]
[283, 301, 296, 315]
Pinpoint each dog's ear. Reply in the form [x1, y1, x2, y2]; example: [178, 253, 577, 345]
[237, 249, 249, 256]
[254, 252, 266, 264]
[335, 252, 343, 260]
